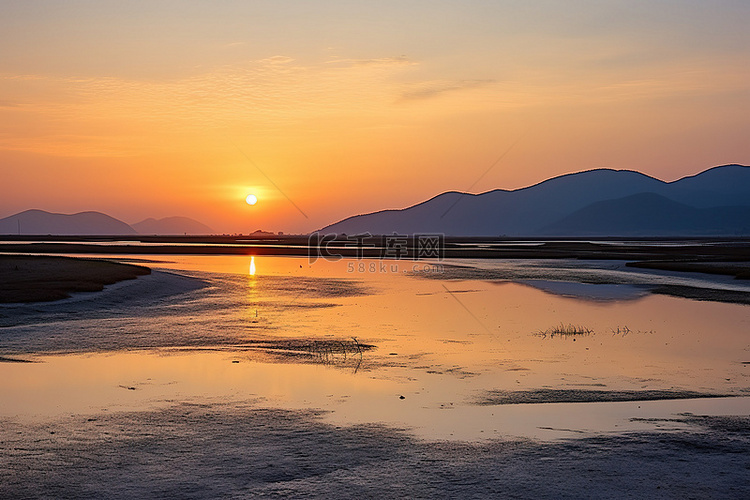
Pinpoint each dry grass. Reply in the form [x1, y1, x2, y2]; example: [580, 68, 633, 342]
[535, 323, 593, 338]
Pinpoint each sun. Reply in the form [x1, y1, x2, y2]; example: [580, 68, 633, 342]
[245, 194, 258, 205]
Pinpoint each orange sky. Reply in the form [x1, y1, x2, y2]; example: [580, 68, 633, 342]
[1, 1, 748, 233]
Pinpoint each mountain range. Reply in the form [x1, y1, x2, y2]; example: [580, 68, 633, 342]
[131, 217, 214, 235]
[319, 164, 750, 237]
[0, 210, 214, 236]
[4, 164, 749, 237]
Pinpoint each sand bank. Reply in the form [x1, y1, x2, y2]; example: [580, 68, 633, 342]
[0, 255, 150, 303]
[1, 402, 748, 498]
[2, 235, 750, 262]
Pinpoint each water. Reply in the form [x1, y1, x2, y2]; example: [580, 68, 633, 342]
[1, 255, 749, 441]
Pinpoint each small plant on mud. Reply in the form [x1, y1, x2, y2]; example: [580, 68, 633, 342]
[611, 325, 631, 336]
[535, 323, 593, 339]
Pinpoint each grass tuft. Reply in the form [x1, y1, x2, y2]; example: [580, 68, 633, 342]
[536, 323, 593, 338]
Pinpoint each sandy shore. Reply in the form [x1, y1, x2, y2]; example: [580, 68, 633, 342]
[0, 255, 150, 303]
[1, 402, 748, 498]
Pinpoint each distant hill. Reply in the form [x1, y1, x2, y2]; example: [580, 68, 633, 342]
[0, 210, 215, 236]
[132, 217, 214, 235]
[0, 210, 136, 235]
[541, 193, 750, 236]
[319, 164, 750, 237]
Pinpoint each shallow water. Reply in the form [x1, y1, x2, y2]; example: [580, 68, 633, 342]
[1, 255, 749, 441]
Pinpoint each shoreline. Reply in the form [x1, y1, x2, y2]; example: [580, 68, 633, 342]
[3, 240, 750, 305]
[0, 255, 150, 303]
[1, 235, 750, 261]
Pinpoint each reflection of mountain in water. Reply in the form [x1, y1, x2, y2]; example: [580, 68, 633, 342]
[515, 280, 649, 302]
[411, 260, 750, 304]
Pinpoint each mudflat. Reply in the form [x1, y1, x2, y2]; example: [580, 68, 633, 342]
[0, 255, 150, 303]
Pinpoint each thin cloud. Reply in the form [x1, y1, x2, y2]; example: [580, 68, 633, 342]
[0, 56, 416, 157]
[326, 56, 416, 68]
[399, 79, 495, 101]
[351, 56, 414, 67]
[257, 55, 295, 65]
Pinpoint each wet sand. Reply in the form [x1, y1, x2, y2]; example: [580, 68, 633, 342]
[1, 403, 748, 499]
[0, 255, 150, 303]
[477, 388, 734, 405]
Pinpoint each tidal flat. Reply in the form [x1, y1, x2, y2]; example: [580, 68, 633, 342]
[1, 254, 749, 497]
[0, 255, 150, 303]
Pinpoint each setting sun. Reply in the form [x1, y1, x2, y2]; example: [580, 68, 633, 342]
[245, 194, 258, 206]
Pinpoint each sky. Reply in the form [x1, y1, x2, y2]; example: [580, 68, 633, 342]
[1, 0, 748, 234]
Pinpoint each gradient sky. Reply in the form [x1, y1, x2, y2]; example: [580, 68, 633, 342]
[1, 0, 748, 233]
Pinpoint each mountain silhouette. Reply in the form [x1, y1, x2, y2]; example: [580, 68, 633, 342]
[132, 217, 214, 235]
[0, 210, 136, 235]
[541, 193, 750, 236]
[320, 164, 750, 236]
[0, 210, 214, 236]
